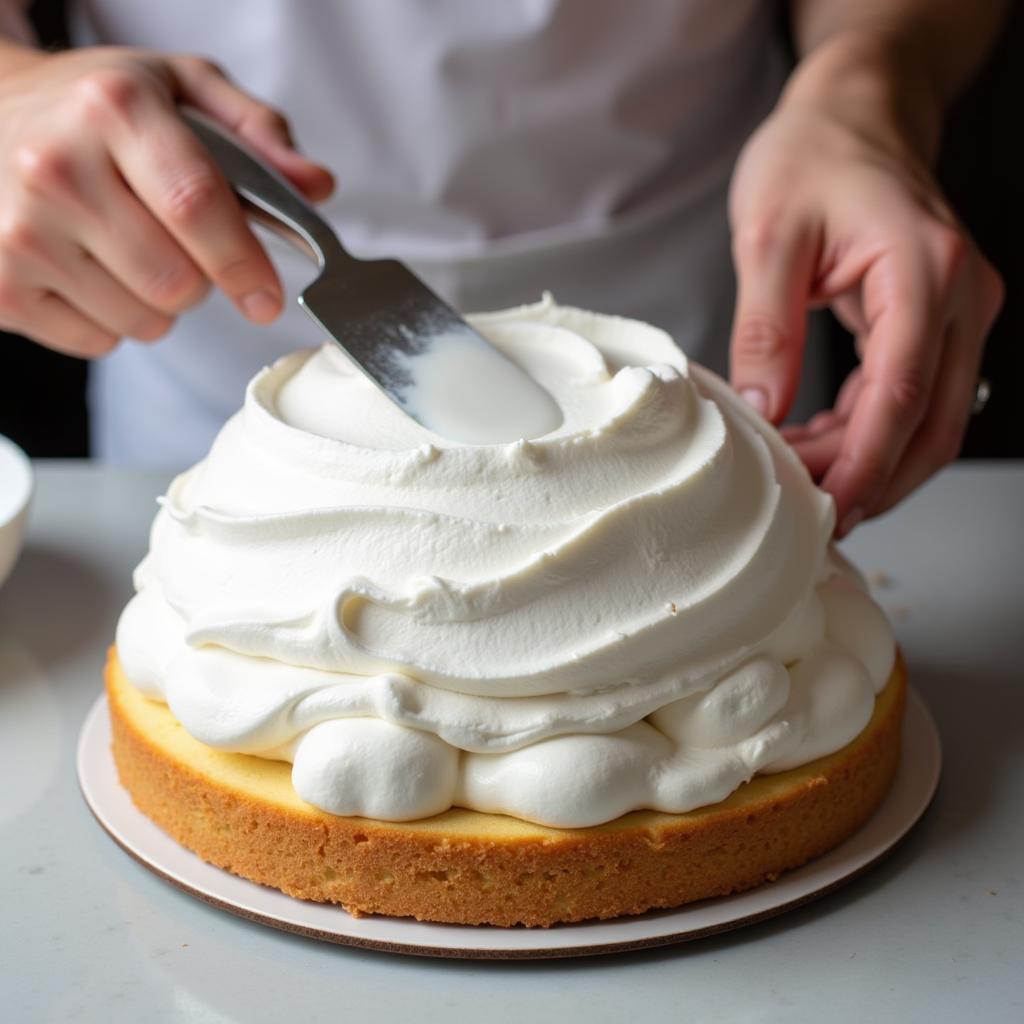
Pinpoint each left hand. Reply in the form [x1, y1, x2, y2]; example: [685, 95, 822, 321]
[727, 39, 1003, 536]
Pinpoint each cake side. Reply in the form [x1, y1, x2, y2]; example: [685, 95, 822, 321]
[107, 647, 906, 928]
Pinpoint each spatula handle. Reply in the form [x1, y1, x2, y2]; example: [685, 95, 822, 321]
[181, 107, 347, 269]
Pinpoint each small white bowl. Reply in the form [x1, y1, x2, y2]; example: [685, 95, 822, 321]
[0, 434, 32, 589]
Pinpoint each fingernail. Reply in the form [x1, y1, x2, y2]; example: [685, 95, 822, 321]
[739, 387, 769, 418]
[240, 289, 280, 322]
[839, 505, 864, 538]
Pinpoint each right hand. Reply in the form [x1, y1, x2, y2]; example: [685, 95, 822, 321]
[0, 45, 334, 357]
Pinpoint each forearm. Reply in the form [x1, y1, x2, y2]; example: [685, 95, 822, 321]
[785, 1, 1009, 162]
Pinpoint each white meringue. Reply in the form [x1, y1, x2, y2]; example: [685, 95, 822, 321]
[117, 296, 894, 826]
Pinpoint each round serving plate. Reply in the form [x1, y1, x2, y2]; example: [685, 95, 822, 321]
[78, 689, 940, 960]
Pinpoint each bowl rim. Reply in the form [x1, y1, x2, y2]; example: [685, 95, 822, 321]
[0, 432, 33, 529]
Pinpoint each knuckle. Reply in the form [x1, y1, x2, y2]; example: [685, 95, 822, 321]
[0, 214, 40, 256]
[929, 226, 968, 292]
[733, 213, 783, 262]
[159, 168, 221, 227]
[886, 369, 929, 424]
[732, 315, 790, 362]
[13, 141, 76, 194]
[143, 264, 207, 312]
[74, 67, 146, 122]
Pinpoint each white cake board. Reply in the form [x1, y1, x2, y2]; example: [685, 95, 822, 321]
[78, 690, 940, 959]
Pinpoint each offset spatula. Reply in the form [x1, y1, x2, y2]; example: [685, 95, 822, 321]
[182, 110, 561, 444]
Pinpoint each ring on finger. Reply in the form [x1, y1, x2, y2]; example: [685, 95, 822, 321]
[972, 377, 992, 416]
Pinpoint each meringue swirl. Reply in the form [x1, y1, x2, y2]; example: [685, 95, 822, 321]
[117, 296, 895, 827]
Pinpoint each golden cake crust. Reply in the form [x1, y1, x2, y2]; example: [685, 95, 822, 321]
[105, 648, 906, 927]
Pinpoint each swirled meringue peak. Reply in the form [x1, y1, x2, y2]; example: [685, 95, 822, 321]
[117, 295, 895, 827]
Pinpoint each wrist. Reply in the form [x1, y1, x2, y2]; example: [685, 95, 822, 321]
[780, 29, 944, 166]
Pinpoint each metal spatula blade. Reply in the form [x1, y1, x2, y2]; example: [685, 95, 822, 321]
[183, 110, 562, 444]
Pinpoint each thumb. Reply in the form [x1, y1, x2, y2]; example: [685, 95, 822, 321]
[169, 55, 335, 202]
[728, 222, 817, 424]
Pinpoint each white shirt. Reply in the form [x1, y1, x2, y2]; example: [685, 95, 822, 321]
[10, 0, 791, 465]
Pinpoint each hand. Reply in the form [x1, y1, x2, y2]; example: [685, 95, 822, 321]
[727, 36, 1003, 536]
[0, 45, 334, 357]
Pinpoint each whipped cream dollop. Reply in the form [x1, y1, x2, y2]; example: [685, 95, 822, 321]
[117, 296, 895, 827]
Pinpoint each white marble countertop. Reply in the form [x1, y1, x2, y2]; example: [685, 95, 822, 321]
[1, 461, 1022, 1023]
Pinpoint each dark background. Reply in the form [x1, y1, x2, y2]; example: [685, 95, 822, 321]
[2, 1, 1021, 459]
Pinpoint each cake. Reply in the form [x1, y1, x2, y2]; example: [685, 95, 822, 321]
[109, 296, 903, 927]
